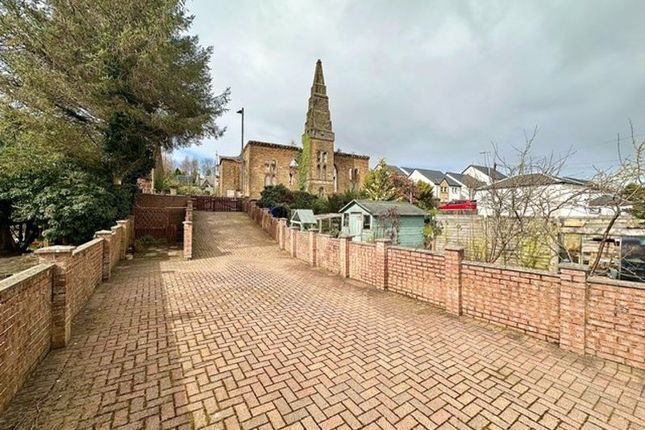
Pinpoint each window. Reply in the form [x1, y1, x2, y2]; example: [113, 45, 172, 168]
[289, 172, 294, 185]
[441, 186, 447, 193]
[318, 187, 325, 197]
[452, 187, 459, 193]
[343, 214, 349, 227]
[363, 214, 371, 229]
[333, 165, 338, 192]
[264, 175, 272, 187]
[322, 165, 327, 180]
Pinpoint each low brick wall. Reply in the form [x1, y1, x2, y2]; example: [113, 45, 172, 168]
[586, 277, 645, 368]
[295, 230, 310, 263]
[317, 235, 340, 274]
[0, 264, 54, 412]
[348, 242, 377, 285]
[461, 263, 561, 343]
[245, 202, 645, 370]
[0, 217, 134, 412]
[388, 247, 445, 307]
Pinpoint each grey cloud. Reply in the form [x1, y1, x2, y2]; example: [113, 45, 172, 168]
[178, 0, 645, 178]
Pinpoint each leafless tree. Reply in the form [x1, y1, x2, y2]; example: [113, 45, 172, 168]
[473, 127, 583, 268]
[586, 123, 644, 278]
[470, 124, 644, 280]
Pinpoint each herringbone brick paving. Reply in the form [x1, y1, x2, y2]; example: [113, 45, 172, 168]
[1, 212, 643, 429]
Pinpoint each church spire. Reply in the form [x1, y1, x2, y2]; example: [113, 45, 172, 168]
[304, 59, 334, 141]
[312, 59, 325, 92]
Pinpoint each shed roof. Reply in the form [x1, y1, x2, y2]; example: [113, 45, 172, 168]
[290, 209, 317, 224]
[340, 200, 426, 216]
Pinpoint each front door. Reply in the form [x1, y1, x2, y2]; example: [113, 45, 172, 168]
[348, 212, 363, 241]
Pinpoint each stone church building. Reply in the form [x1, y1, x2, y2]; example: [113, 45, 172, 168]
[218, 60, 370, 199]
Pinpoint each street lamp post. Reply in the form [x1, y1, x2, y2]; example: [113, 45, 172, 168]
[237, 108, 244, 196]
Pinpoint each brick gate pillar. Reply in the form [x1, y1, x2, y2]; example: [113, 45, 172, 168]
[278, 219, 287, 250]
[94, 230, 113, 280]
[339, 237, 351, 278]
[309, 231, 317, 266]
[183, 220, 193, 260]
[35, 245, 76, 348]
[110, 224, 124, 261]
[375, 239, 391, 290]
[559, 263, 589, 355]
[289, 227, 298, 258]
[444, 245, 464, 316]
[116, 220, 129, 259]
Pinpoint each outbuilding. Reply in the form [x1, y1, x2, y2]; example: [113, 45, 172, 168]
[339, 200, 426, 248]
[290, 209, 318, 231]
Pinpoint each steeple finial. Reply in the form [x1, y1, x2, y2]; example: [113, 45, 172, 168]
[313, 59, 325, 87]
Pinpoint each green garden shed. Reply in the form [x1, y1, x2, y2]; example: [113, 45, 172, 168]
[339, 200, 426, 248]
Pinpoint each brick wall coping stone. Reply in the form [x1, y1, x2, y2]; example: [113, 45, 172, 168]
[72, 238, 103, 255]
[588, 275, 645, 290]
[0, 263, 54, 293]
[348, 241, 376, 248]
[389, 245, 443, 257]
[34, 245, 75, 255]
[558, 262, 589, 272]
[463, 260, 558, 278]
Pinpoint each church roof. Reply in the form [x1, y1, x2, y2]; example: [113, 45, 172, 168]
[244, 140, 299, 151]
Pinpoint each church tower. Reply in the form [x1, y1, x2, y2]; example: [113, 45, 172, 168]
[303, 59, 335, 197]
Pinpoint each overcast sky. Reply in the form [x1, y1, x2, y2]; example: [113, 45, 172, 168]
[175, 0, 645, 177]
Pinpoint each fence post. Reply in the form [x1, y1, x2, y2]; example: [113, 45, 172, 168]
[559, 263, 589, 355]
[444, 244, 464, 316]
[94, 230, 113, 280]
[339, 236, 351, 278]
[375, 239, 391, 290]
[35, 245, 76, 348]
[309, 231, 317, 266]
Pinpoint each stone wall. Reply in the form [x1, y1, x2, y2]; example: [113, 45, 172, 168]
[219, 158, 240, 197]
[244, 142, 300, 199]
[0, 217, 135, 412]
[245, 202, 645, 370]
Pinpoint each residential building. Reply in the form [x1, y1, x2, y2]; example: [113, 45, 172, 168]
[474, 173, 628, 217]
[461, 164, 507, 185]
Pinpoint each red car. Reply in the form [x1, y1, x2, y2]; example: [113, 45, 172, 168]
[439, 200, 477, 211]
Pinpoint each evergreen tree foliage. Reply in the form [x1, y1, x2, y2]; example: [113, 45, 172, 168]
[0, 0, 229, 249]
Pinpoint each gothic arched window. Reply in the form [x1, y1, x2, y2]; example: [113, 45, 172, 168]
[333, 165, 338, 193]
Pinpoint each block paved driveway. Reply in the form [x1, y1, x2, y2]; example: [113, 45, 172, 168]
[1, 212, 644, 430]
